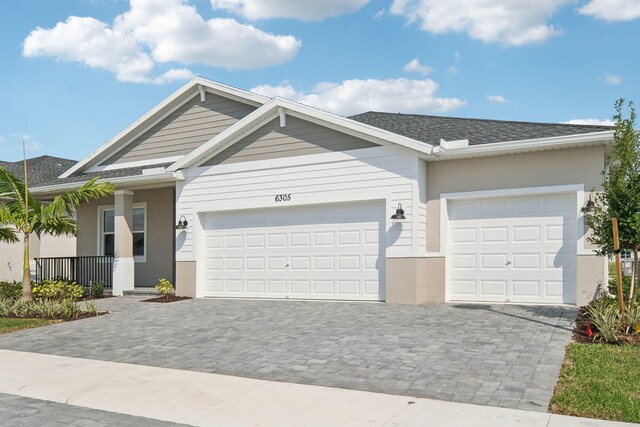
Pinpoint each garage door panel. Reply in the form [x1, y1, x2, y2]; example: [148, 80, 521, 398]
[202, 201, 385, 301]
[481, 227, 508, 243]
[481, 254, 508, 269]
[449, 193, 577, 304]
[481, 280, 507, 296]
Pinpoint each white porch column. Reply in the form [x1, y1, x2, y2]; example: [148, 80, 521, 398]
[113, 190, 135, 296]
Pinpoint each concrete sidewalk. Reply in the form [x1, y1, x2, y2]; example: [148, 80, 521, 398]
[0, 350, 632, 427]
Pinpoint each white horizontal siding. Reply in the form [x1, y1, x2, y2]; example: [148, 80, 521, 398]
[176, 146, 422, 261]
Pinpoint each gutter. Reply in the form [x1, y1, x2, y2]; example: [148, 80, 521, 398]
[430, 130, 613, 161]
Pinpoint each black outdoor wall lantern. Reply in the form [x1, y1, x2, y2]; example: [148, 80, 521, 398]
[175, 215, 188, 230]
[391, 203, 406, 220]
[582, 195, 596, 214]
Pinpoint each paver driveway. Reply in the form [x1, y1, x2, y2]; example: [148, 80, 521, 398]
[0, 297, 576, 412]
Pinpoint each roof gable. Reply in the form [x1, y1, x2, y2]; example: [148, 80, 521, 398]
[60, 77, 267, 178]
[168, 98, 434, 171]
[202, 115, 378, 166]
[99, 92, 256, 167]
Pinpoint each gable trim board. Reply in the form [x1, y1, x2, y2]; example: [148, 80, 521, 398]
[60, 77, 267, 178]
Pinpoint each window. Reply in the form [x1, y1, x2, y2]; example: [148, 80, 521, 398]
[99, 204, 146, 261]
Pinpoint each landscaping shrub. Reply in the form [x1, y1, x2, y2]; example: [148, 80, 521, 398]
[155, 278, 175, 300]
[0, 281, 22, 300]
[83, 281, 105, 299]
[0, 297, 100, 320]
[32, 280, 84, 302]
[585, 298, 622, 343]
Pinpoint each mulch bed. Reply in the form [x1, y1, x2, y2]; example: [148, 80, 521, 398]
[573, 307, 640, 345]
[141, 296, 192, 303]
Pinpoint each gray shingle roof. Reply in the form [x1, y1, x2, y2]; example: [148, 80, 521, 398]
[349, 112, 613, 146]
[22, 113, 614, 189]
[0, 156, 77, 186]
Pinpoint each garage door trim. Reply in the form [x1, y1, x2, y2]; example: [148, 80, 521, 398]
[440, 184, 586, 304]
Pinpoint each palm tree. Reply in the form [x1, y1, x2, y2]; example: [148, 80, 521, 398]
[0, 167, 114, 301]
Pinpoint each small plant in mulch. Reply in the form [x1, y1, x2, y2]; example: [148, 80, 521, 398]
[574, 289, 640, 346]
[141, 278, 191, 303]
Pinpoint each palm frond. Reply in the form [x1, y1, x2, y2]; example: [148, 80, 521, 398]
[61, 178, 115, 205]
[0, 167, 29, 214]
[0, 227, 18, 243]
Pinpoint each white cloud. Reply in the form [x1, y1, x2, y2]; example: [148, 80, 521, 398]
[1, 134, 42, 153]
[211, 0, 369, 21]
[447, 66, 458, 74]
[389, 0, 572, 46]
[23, 0, 301, 83]
[579, 0, 640, 21]
[486, 94, 508, 103]
[403, 58, 432, 75]
[251, 78, 466, 116]
[563, 118, 615, 126]
[374, 9, 386, 18]
[454, 51, 461, 61]
[604, 74, 623, 85]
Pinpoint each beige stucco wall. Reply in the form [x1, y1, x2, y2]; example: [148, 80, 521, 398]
[175, 261, 197, 297]
[423, 145, 607, 305]
[76, 187, 174, 287]
[386, 257, 427, 304]
[0, 233, 75, 282]
[577, 254, 606, 306]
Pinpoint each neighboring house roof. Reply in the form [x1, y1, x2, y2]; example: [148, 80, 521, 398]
[349, 112, 613, 146]
[0, 156, 77, 186]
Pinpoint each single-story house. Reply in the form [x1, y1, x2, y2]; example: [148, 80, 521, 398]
[0, 156, 78, 282]
[29, 77, 613, 305]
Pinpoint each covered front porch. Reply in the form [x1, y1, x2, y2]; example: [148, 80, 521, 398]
[38, 186, 177, 295]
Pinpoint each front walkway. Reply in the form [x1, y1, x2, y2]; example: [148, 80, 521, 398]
[0, 297, 576, 412]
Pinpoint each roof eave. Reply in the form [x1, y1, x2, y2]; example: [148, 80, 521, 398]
[430, 130, 614, 161]
[30, 172, 178, 195]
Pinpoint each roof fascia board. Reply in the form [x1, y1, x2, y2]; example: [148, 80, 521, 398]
[60, 77, 267, 179]
[168, 97, 434, 171]
[431, 130, 614, 160]
[31, 172, 178, 195]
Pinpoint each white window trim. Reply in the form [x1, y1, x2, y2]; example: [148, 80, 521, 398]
[97, 202, 148, 263]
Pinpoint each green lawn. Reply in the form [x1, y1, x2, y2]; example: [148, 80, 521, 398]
[0, 318, 58, 334]
[550, 343, 640, 423]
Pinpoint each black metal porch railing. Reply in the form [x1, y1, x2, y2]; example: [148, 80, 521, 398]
[34, 256, 114, 288]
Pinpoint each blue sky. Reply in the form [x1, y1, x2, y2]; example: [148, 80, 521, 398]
[0, 0, 638, 162]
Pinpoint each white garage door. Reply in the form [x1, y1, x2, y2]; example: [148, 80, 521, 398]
[448, 193, 577, 304]
[201, 201, 385, 301]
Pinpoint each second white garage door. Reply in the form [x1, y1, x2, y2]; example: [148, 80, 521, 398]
[201, 201, 385, 300]
[448, 193, 577, 304]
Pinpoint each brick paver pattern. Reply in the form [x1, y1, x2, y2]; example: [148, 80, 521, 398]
[0, 297, 576, 412]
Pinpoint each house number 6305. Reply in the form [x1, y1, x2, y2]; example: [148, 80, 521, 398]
[275, 194, 292, 202]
